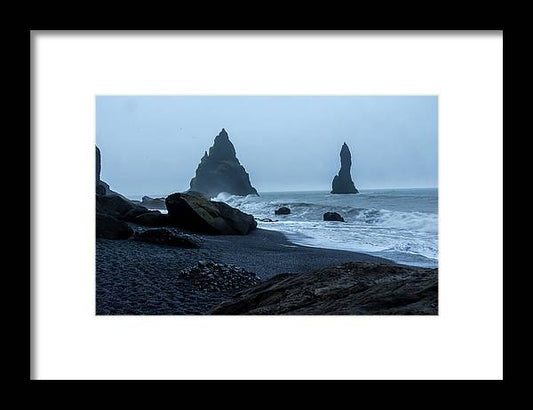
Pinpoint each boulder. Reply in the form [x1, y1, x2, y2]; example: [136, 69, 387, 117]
[331, 142, 359, 194]
[123, 206, 151, 221]
[189, 128, 258, 197]
[165, 192, 257, 235]
[96, 193, 140, 220]
[134, 211, 169, 227]
[274, 207, 291, 215]
[323, 212, 345, 222]
[133, 228, 200, 248]
[96, 213, 134, 239]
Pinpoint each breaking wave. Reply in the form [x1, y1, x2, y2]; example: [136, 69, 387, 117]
[212, 189, 438, 267]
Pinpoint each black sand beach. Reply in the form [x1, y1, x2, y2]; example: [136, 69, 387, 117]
[96, 227, 391, 315]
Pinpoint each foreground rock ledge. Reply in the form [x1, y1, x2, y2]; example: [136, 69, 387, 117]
[211, 262, 438, 315]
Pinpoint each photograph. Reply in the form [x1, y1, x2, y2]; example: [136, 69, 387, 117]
[96, 95, 438, 315]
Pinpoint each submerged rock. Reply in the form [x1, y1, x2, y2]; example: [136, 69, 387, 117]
[211, 262, 438, 315]
[331, 142, 358, 194]
[179, 261, 261, 292]
[275, 207, 291, 215]
[133, 228, 200, 248]
[166, 192, 257, 235]
[323, 212, 345, 222]
[96, 213, 134, 239]
[189, 128, 258, 197]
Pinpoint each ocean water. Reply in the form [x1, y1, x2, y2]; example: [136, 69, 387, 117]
[212, 189, 438, 267]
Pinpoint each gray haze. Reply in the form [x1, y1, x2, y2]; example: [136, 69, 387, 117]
[96, 96, 437, 197]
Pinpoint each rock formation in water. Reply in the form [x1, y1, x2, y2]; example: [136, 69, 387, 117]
[331, 142, 358, 194]
[189, 129, 258, 197]
[275, 207, 291, 215]
[323, 212, 345, 222]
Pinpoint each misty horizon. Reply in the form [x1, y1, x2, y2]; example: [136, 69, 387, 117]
[96, 96, 438, 197]
[124, 187, 438, 200]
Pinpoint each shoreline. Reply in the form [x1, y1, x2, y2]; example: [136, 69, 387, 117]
[137, 187, 439, 269]
[193, 227, 396, 279]
[255, 225, 437, 268]
[96, 227, 395, 315]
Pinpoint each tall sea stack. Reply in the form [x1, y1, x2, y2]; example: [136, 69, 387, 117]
[189, 128, 258, 197]
[331, 142, 358, 194]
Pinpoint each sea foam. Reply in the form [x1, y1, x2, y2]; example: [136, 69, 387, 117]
[213, 189, 438, 267]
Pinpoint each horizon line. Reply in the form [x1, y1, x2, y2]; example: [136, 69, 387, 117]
[122, 186, 438, 197]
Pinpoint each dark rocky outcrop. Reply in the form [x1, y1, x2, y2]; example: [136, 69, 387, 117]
[323, 212, 345, 222]
[96, 145, 101, 182]
[133, 228, 200, 248]
[275, 207, 291, 215]
[96, 181, 109, 196]
[140, 196, 166, 210]
[211, 262, 438, 315]
[166, 192, 257, 235]
[134, 211, 169, 227]
[97, 194, 169, 227]
[179, 260, 261, 292]
[331, 142, 358, 194]
[96, 213, 134, 239]
[123, 206, 152, 221]
[189, 129, 258, 197]
[96, 146, 110, 195]
[96, 145, 168, 236]
[96, 193, 142, 220]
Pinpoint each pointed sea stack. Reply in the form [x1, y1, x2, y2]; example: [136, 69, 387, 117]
[189, 128, 258, 197]
[331, 142, 358, 194]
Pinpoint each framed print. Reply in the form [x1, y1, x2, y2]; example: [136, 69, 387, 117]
[31, 30, 503, 380]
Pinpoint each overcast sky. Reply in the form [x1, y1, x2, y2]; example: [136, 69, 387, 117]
[96, 96, 437, 196]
